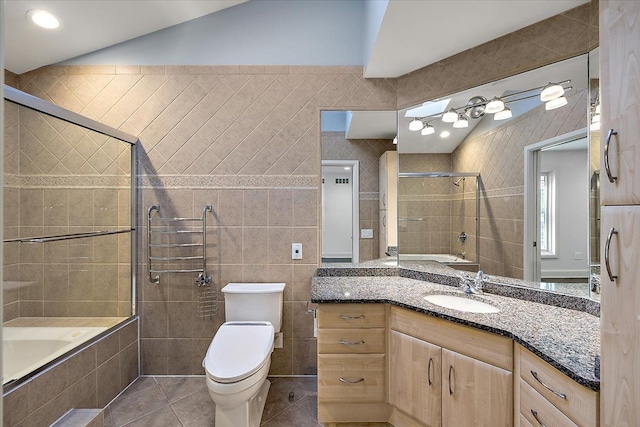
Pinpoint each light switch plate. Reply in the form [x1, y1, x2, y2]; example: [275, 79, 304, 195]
[361, 229, 374, 239]
[292, 243, 302, 259]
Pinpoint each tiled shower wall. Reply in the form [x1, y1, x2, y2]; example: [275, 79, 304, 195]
[452, 89, 588, 278]
[12, 65, 396, 375]
[321, 131, 395, 262]
[2, 101, 132, 321]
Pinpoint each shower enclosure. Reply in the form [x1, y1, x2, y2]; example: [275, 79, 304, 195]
[397, 172, 480, 269]
[2, 86, 137, 389]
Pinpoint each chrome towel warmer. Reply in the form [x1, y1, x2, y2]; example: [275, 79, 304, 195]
[147, 205, 212, 285]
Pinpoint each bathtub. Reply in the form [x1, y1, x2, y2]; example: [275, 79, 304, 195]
[3, 327, 107, 384]
[399, 254, 472, 263]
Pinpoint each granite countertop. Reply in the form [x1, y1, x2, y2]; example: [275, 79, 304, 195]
[311, 275, 600, 391]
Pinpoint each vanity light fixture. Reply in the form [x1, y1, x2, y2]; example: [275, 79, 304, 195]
[540, 82, 565, 102]
[545, 96, 568, 111]
[440, 130, 450, 138]
[452, 114, 469, 128]
[485, 97, 505, 114]
[442, 108, 458, 123]
[26, 9, 61, 29]
[409, 118, 424, 131]
[406, 80, 572, 132]
[494, 106, 513, 121]
[421, 123, 435, 135]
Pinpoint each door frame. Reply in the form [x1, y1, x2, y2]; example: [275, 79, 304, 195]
[321, 159, 359, 263]
[523, 128, 587, 281]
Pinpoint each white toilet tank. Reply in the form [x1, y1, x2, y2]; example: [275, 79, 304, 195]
[222, 283, 286, 332]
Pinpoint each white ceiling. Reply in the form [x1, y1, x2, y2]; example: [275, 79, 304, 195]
[365, 0, 589, 78]
[3, 0, 247, 74]
[4, 0, 590, 77]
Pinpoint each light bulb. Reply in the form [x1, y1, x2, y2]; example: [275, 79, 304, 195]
[453, 114, 468, 128]
[540, 83, 564, 102]
[485, 97, 505, 114]
[409, 118, 424, 131]
[27, 9, 61, 29]
[442, 108, 458, 123]
[392, 136, 398, 145]
[440, 131, 450, 138]
[545, 96, 568, 110]
[421, 124, 435, 136]
[494, 107, 512, 120]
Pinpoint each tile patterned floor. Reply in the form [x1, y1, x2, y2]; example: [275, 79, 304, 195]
[104, 376, 325, 427]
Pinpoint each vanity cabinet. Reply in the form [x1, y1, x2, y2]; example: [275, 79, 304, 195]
[317, 303, 390, 423]
[389, 306, 513, 427]
[518, 345, 599, 427]
[600, 1, 640, 426]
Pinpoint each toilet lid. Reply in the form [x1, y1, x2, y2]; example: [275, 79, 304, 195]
[203, 322, 274, 383]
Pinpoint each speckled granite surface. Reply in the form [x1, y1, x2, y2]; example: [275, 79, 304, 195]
[311, 275, 600, 391]
[319, 258, 600, 316]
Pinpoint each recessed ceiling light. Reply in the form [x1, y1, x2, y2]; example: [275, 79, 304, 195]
[440, 131, 450, 138]
[27, 9, 61, 29]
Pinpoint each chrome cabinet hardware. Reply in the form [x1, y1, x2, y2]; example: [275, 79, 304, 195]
[605, 227, 619, 282]
[427, 357, 434, 386]
[530, 409, 548, 427]
[339, 314, 365, 320]
[448, 365, 454, 395]
[383, 215, 386, 227]
[604, 129, 618, 183]
[339, 377, 365, 384]
[338, 340, 365, 345]
[530, 370, 567, 399]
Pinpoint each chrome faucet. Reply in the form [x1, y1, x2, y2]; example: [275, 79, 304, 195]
[458, 270, 489, 294]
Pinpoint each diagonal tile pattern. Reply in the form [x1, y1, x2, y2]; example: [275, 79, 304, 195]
[104, 376, 387, 427]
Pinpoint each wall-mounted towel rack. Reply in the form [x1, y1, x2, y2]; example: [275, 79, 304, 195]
[147, 205, 212, 285]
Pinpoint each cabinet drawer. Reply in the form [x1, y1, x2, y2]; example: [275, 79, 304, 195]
[318, 304, 386, 329]
[520, 379, 578, 427]
[318, 354, 385, 403]
[318, 328, 385, 354]
[519, 346, 598, 427]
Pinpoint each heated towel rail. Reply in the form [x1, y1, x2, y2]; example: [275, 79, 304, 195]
[147, 205, 212, 285]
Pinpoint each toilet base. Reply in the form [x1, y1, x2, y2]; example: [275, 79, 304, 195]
[215, 379, 271, 427]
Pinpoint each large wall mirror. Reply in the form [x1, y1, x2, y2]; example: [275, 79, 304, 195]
[396, 51, 599, 299]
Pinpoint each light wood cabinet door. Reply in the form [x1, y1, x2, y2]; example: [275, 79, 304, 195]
[389, 330, 442, 427]
[441, 348, 513, 427]
[379, 151, 398, 211]
[601, 205, 640, 427]
[600, 0, 640, 205]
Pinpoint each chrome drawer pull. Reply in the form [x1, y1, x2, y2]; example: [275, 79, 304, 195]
[339, 377, 364, 384]
[531, 410, 547, 427]
[605, 227, 618, 282]
[530, 371, 567, 399]
[339, 340, 365, 345]
[604, 129, 618, 183]
[427, 357, 434, 386]
[339, 315, 365, 320]
[448, 365, 454, 395]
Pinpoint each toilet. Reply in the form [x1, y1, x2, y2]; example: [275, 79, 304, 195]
[203, 282, 286, 427]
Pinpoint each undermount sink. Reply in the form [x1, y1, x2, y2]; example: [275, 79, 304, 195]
[423, 294, 500, 314]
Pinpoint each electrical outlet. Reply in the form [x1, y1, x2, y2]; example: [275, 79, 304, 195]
[274, 332, 283, 348]
[574, 251, 583, 260]
[292, 243, 302, 259]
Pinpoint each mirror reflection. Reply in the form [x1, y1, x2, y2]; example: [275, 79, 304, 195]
[319, 51, 598, 300]
[320, 110, 397, 265]
[397, 53, 594, 298]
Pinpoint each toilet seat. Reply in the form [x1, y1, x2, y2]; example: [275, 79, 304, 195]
[204, 321, 274, 384]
